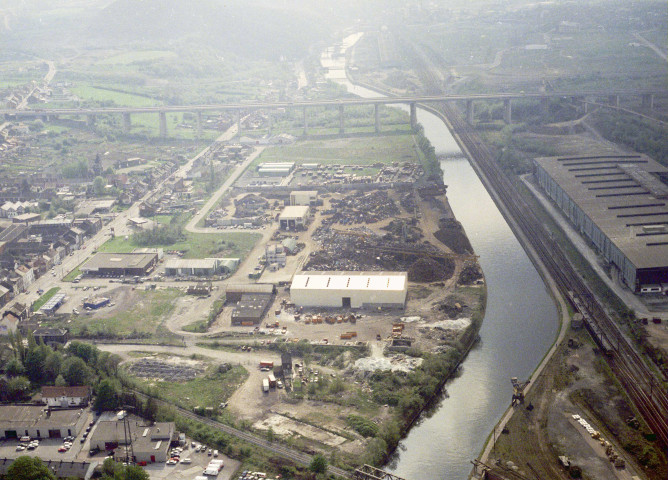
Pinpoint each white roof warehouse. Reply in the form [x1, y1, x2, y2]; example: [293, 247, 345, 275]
[290, 271, 408, 309]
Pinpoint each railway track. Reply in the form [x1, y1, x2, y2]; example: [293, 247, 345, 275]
[431, 101, 668, 447]
[130, 390, 352, 478]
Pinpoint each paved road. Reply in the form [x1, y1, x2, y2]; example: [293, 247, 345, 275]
[633, 32, 668, 62]
[184, 146, 264, 233]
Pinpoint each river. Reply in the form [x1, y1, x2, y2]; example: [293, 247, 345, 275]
[322, 35, 560, 479]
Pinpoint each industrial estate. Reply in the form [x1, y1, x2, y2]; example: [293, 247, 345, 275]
[0, 2, 666, 480]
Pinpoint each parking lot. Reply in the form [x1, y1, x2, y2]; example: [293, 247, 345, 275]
[141, 442, 240, 480]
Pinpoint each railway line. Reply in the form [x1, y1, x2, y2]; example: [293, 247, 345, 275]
[130, 390, 352, 478]
[431, 101, 668, 447]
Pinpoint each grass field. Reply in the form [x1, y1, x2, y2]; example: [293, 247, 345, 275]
[31, 287, 61, 311]
[131, 362, 249, 413]
[254, 134, 420, 171]
[97, 50, 178, 65]
[98, 231, 261, 259]
[72, 288, 183, 337]
[71, 86, 160, 107]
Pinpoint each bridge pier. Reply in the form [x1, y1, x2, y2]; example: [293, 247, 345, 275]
[541, 97, 550, 116]
[374, 104, 380, 133]
[409, 102, 417, 130]
[86, 114, 96, 128]
[641, 93, 654, 110]
[158, 111, 167, 138]
[608, 95, 620, 108]
[466, 99, 475, 124]
[122, 113, 131, 133]
[236, 109, 242, 134]
[339, 104, 344, 134]
[503, 98, 512, 124]
[266, 111, 272, 133]
[302, 107, 308, 136]
[196, 111, 202, 138]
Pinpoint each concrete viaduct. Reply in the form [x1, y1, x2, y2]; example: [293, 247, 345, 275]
[1, 90, 662, 137]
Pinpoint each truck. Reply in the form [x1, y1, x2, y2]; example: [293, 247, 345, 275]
[262, 378, 269, 393]
[259, 360, 274, 369]
[267, 374, 276, 388]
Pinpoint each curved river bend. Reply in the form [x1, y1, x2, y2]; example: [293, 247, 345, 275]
[322, 36, 560, 479]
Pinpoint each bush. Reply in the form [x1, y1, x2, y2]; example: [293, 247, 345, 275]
[347, 415, 379, 438]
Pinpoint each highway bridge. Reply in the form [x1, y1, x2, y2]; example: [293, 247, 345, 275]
[2, 90, 664, 137]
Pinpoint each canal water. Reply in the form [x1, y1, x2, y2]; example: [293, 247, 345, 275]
[322, 36, 560, 479]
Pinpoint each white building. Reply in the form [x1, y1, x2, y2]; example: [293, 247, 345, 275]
[41, 386, 91, 408]
[290, 271, 408, 309]
[279, 206, 309, 230]
[290, 190, 318, 206]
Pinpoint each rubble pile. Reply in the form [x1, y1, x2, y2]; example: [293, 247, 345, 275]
[458, 263, 483, 285]
[381, 219, 423, 243]
[234, 194, 269, 217]
[408, 257, 454, 282]
[433, 217, 473, 254]
[328, 191, 399, 224]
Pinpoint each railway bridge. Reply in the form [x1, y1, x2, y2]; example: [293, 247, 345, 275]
[1, 90, 663, 137]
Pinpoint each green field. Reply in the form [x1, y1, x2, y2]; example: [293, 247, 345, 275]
[98, 231, 260, 259]
[97, 50, 178, 65]
[254, 134, 420, 170]
[72, 288, 183, 337]
[130, 362, 248, 413]
[71, 86, 160, 107]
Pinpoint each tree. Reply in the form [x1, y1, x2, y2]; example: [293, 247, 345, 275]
[143, 396, 158, 423]
[124, 465, 150, 480]
[67, 341, 99, 365]
[7, 376, 31, 401]
[5, 455, 56, 480]
[62, 356, 91, 386]
[55, 374, 67, 386]
[24, 345, 48, 383]
[44, 352, 62, 380]
[94, 378, 120, 412]
[5, 358, 25, 377]
[309, 454, 327, 474]
[93, 176, 106, 196]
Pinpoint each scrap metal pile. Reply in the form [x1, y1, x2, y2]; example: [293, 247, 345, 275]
[325, 190, 400, 225]
[305, 224, 454, 281]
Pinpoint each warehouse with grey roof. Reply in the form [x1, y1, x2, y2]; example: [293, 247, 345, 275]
[81, 252, 158, 277]
[533, 154, 668, 291]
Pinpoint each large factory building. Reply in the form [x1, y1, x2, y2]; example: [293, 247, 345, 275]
[290, 271, 408, 309]
[534, 154, 668, 292]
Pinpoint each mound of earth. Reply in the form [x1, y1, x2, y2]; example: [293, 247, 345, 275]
[408, 257, 454, 282]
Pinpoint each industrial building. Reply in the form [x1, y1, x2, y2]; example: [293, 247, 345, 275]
[164, 257, 239, 276]
[39, 292, 66, 315]
[279, 205, 309, 230]
[290, 271, 408, 309]
[534, 154, 668, 291]
[257, 162, 294, 176]
[0, 405, 87, 439]
[81, 252, 158, 277]
[225, 284, 274, 303]
[0, 459, 95, 480]
[231, 293, 273, 326]
[290, 190, 318, 206]
[89, 420, 174, 463]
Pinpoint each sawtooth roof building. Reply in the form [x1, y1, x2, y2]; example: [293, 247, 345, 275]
[290, 271, 408, 309]
[533, 154, 668, 291]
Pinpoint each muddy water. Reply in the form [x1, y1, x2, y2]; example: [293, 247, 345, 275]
[322, 36, 560, 479]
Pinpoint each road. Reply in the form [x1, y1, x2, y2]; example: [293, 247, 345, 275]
[184, 146, 264, 233]
[0, 121, 240, 314]
[633, 32, 668, 62]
